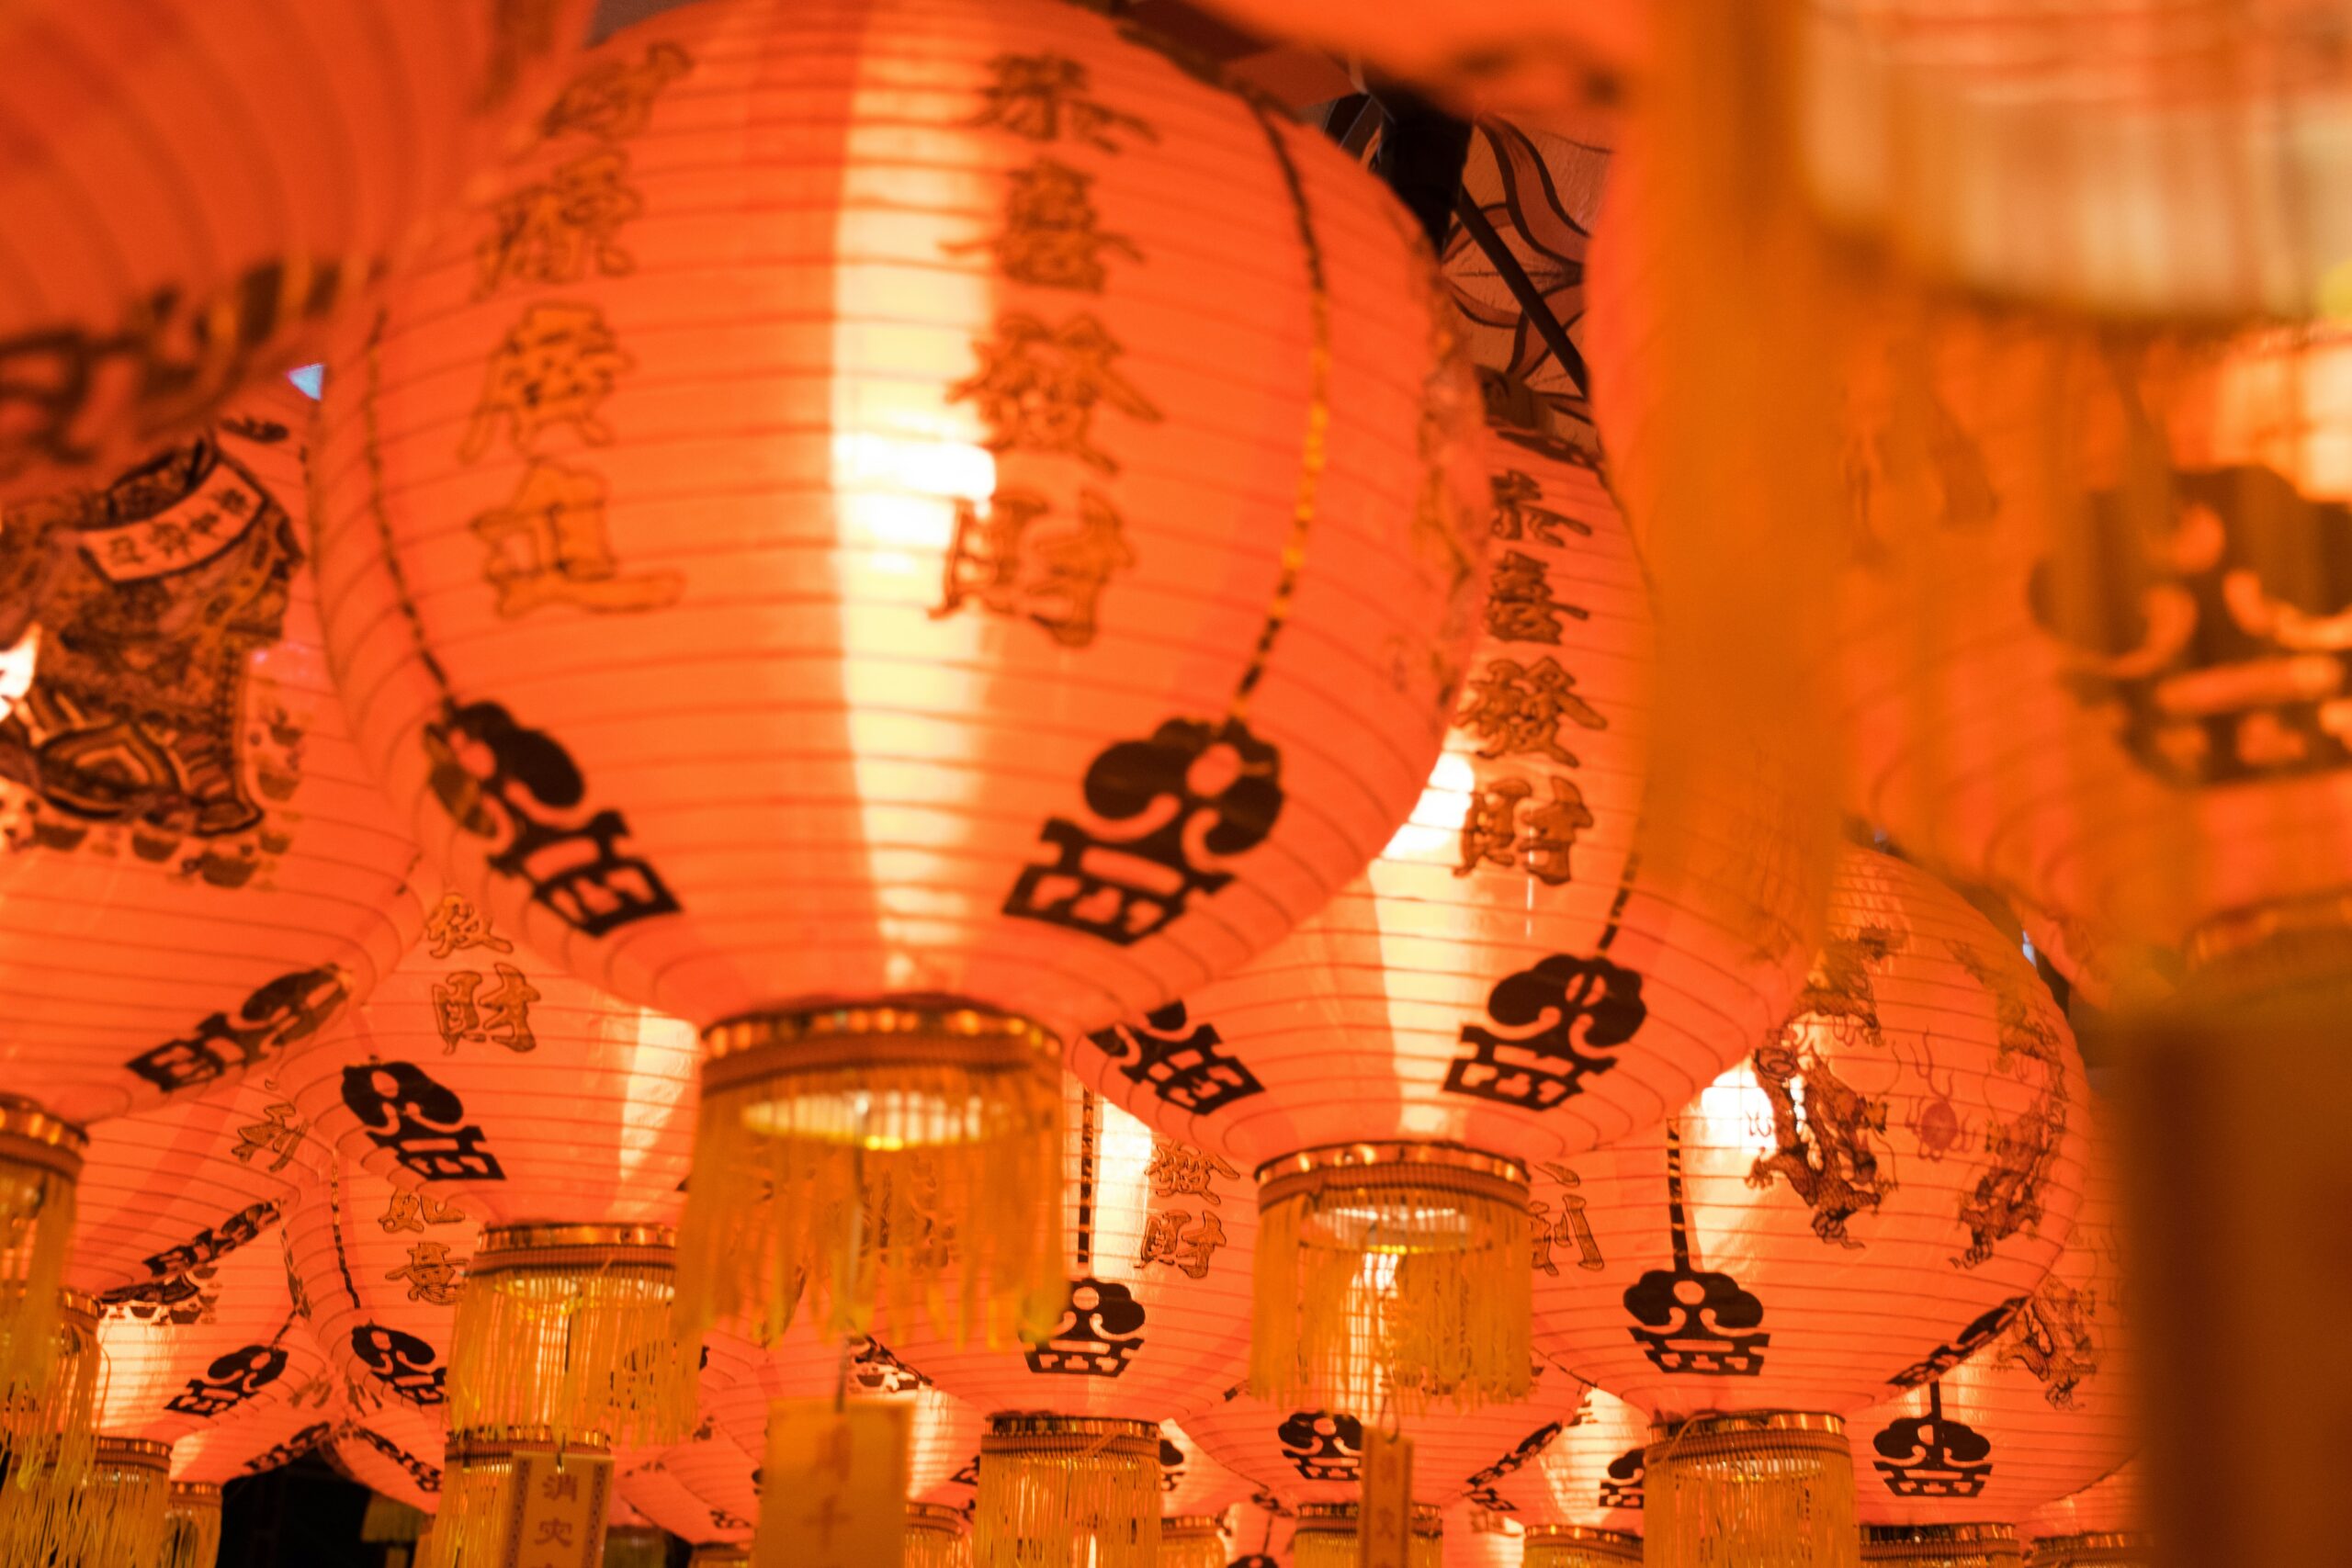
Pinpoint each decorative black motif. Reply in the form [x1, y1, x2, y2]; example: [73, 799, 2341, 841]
[1886, 1298, 2027, 1390]
[126, 965, 351, 1094]
[1446, 953, 1646, 1110]
[240, 1421, 335, 1476]
[345, 1426, 441, 1494]
[1624, 1130, 1769, 1376]
[135, 1201, 279, 1280]
[2031, 454, 2352, 788]
[1276, 1411, 1363, 1483]
[1464, 1422, 1565, 1508]
[1872, 1383, 1993, 1497]
[1023, 1276, 1146, 1376]
[1086, 999, 1264, 1115]
[950, 1455, 981, 1489]
[1159, 1435, 1186, 1494]
[351, 1323, 449, 1406]
[164, 1342, 288, 1417]
[1005, 717, 1283, 945]
[848, 1337, 930, 1394]
[1599, 1447, 1645, 1510]
[339, 1061, 505, 1182]
[424, 697, 679, 938]
[99, 1273, 211, 1325]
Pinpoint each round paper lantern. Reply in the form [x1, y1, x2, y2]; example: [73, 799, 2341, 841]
[0, 0, 597, 501]
[889, 1077, 1255, 1568]
[618, 1440, 745, 1552]
[1795, 3, 2352, 320]
[310, 0, 1487, 1348]
[1230, 1495, 1297, 1568]
[1182, 1367, 1589, 1521]
[330, 1401, 447, 1517]
[281, 883, 699, 1455]
[1191, 1, 1643, 136]
[1526, 845, 2087, 1568]
[1443, 1503, 1523, 1568]
[1160, 1424, 1252, 1568]
[0, 377, 413, 1378]
[1848, 1121, 2133, 1532]
[281, 1149, 481, 1432]
[2026, 1463, 2145, 1566]
[1073, 419, 1814, 1412]
[1486, 1387, 1645, 1562]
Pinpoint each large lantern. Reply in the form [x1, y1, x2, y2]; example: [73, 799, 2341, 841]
[281, 884, 700, 1464]
[1442, 1503, 1522, 1568]
[0, 0, 595, 500]
[1847, 1122, 2133, 1536]
[1073, 420, 1814, 1413]
[890, 1079, 1257, 1568]
[1526, 845, 2087, 1568]
[330, 1402, 448, 1518]
[1486, 1387, 1645, 1568]
[0, 378, 413, 1378]
[2025, 1463, 2144, 1566]
[309, 0, 1487, 1348]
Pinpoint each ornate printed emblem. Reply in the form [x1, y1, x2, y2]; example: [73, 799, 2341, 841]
[1747, 1035, 1889, 1249]
[1085, 1000, 1265, 1116]
[1945, 942, 2070, 1269]
[351, 1322, 449, 1407]
[164, 1342, 289, 1417]
[1885, 1297, 2027, 1390]
[1623, 1131, 1770, 1376]
[1023, 1277, 1146, 1376]
[242, 1422, 335, 1476]
[0, 418, 306, 875]
[2000, 1278, 2100, 1408]
[126, 964, 351, 1096]
[1005, 716, 1283, 945]
[1464, 1422, 1565, 1509]
[1871, 1382, 1993, 1498]
[345, 1425, 441, 1494]
[1276, 1411, 1363, 1483]
[1600, 1447, 1645, 1511]
[1447, 953, 1647, 1111]
[339, 1061, 505, 1183]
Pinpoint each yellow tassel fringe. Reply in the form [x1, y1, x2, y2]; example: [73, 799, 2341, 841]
[447, 1224, 696, 1450]
[909, 1501, 974, 1568]
[679, 1007, 1063, 1348]
[1645, 1413, 1858, 1568]
[1860, 1526, 2023, 1568]
[1252, 1147, 1531, 1413]
[163, 1481, 223, 1568]
[977, 1416, 1160, 1568]
[1293, 1504, 1442, 1568]
[0, 1103, 84, 1393]
[1525, 1526, 1642, 1568]
[420, 1430, 612, 1568]
[0, 1291, 102, 1561]
[0, 1435, 173, 1566]
[1159, 1514, 1228, 1568]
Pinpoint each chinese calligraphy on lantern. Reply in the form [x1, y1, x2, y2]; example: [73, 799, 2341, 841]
[433, 961, 543, 1053]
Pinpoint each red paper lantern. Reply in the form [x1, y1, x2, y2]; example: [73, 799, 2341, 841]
[1228, 1496, 1298, 1568]
[0, 378, 414, 1378]
[0, 0, 595, 500]
[310, 0, 1487, 1347]
[1442, 1503, 1523, 1568]
[889, 1078, 1257, 1568]
[1073, 421, 1814, 1412]
[1161, 1423, 1256, 1568]
[1848, 1122, 2133, 1533]
[1526, 846, 2087, 1568]
[281, 883, 699, 1461]
[1486, 1387, 1645, 1566]
[328, 1401, 447, 1517]
[2025, 1462, 2144, 1565]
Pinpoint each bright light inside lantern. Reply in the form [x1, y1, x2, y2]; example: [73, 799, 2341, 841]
[0, 625, 38, 705]
[1380, 751, 1480, 863]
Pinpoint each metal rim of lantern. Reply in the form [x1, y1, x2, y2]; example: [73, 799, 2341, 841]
[1524, 1524, 1643, 1568]
[1293, 1501, 1444, 1568]
[2029, 1532, 2152, 1568]
[1860, 1522, 2023, 1567]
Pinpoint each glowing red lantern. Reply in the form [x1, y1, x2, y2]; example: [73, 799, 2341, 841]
[328, 1401, 447, 1517]
[0, 0, 595, 500]
[1442, 1503, 1522, 1568]
[1526, 845, 2087, 1568]
[310, 0, 1487, 1348]
[2026, 1462, 2145, 1565]
[0, 378, 414, 1377]
[1229, 1496, 1298, 1568]
[1161, 1424, 1256, 1568]
[1486, 1387, 1645, 1567]
[1073, 420, 1813, 1412]
[890, 1079, 1256, 1568]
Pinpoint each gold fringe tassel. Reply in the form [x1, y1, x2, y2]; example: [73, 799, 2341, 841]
[0, 1102, 84, 1393]
[678, 1006, 1063, 1347]
[163, 1481, 223, 1568]
[1645, 1413, 1856, 1568]
[605, 1524, 671, 1568]
[1525, 1525, 1642, 1568]
[421, 1429, 612, 1568]
[977, 1416, 1160, 1568]
[1292, 1503, 1442, 1568]
[0, 1291, 103, 1561]
[362, 1495, 430, 1543]
[1860, 1525, 2022, 1568]
[689, 1549, 751, 1568]
[2026, 1534, 2151, 1568]
[1159, 1514, 1227, 1568]
[1252, 1145, 1531, 1412]
[0, 1435, 174, 1566]
[909, 1501, 974, 1568]
[447, 1224, 697, 1450]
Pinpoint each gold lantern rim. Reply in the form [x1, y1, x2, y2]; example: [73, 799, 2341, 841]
[908, 1502, 967, 1534]
[1161, 1515, 1227, 1539]
[0, 1099, 86, 1178]
[472, 1222, 678, 1270]
[981, 1415, 1159, 1460]
[1526, 1526, 1642, 1550]
[445, 1426, 616, 1461]
[1296, 1502, 1443, 1537]
[169, 1481, 223, 1504]
[92, 1437, 174, 1472]
[1649, 1410, 1846, 1445]
[1256, 1141, 1528, 1191]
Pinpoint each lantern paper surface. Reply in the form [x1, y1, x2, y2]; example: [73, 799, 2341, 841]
[728, 1331, 986, 1510]
[1442, 1502, 1523, 1568]
[2025, 1461, 2142, 1541]
[309, 0, 1486, 1042]
[1487, 1388, 1646, 1537]
[891, 1081, 1254, 1424]
[0, 377, 415, 1124]
[1529, 845, 2086, 1419]
[281, 1150, 481, 1427]
[1849, 1119, 2134, 1526]
[0, 0, 594, 499]
[1228, 1495, 1296, 1568]
[1161, 1421, 1252, 1519]
[330, 1401, 447, 1516]
[1182, 1367, 1589, 1511]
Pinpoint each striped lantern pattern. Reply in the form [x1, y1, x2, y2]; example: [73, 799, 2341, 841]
[0, 0, 594, 500]
[1528, 844, 2088, 1419]
[1487, 1387, 1647, 1541]
[328, 1402, 447, 1517]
